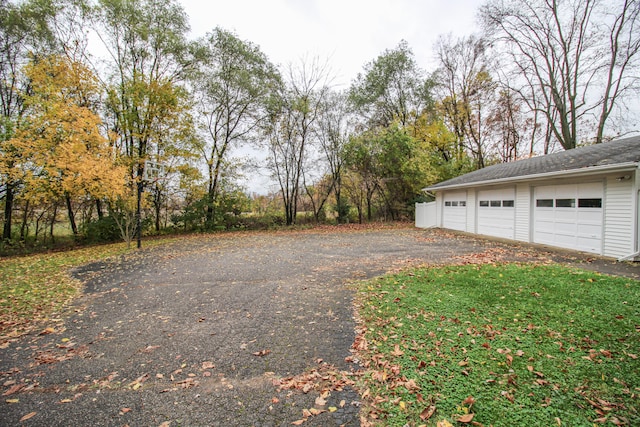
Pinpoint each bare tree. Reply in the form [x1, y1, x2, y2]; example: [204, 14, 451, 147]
[481, 0, 640, 149]
[433, 34, 496, 168]
[311, 90, 353, 223]
[266, 57, 331, 226]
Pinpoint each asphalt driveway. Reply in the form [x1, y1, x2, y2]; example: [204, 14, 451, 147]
[1, 227, 638, 426]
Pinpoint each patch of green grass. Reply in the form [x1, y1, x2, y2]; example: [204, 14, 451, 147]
[0, 237, 177, 340]
[356, 263, 640, 426]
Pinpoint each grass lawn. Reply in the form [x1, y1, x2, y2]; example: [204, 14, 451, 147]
[355, 263, 640, 427]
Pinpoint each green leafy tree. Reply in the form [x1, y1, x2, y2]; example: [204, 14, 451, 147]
[190, 27, 280, 229]
[96, 0, 195, 245]
[348, 40, 432, 128]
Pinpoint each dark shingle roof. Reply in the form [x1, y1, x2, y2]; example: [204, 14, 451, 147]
[426, 136, 640, 190]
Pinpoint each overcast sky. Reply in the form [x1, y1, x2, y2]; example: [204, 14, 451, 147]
[179, 0, 482, 87]
[175, 1, 483, 194]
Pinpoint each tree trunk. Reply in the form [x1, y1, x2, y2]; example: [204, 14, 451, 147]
[3, 184, 14, 240]
[50, 204, 58, 243]
[66, 194, 78, 235]
[154, 186, 162, 232]
[96, 199, 104, 220]
[20, 199, 29, 241]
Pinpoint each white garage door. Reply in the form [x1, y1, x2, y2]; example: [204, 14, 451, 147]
[443, 191, 467, 231]
[533, 182, 603, 254]
[477, 188, 515, 239]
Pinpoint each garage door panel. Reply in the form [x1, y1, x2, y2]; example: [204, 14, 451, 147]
[443, 192, 467, 231]
[477, 188, 515, 239]
[533, 183, 603, 254]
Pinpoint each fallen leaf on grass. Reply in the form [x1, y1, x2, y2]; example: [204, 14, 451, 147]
[391, 344, 404, 357]
[457, 413, 474, 423]
[462, 395, 475, 406]
[436, 420, 453, 427]
[420, 405, 436, 420]
[20, 412, 36, 422]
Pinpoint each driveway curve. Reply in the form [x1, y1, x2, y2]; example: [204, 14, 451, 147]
[1, 227, 638, 426]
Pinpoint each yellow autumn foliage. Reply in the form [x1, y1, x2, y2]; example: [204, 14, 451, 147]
[10, 55, 127, 203]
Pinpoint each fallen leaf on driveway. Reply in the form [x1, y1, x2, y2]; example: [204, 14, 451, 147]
[20, 412, 37, 422]
[3, 383, 24, 396]
[253, 349, 271, 357]
[315, 395, 327, 406]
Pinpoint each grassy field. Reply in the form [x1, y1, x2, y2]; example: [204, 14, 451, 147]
[355, 263, 640, 426]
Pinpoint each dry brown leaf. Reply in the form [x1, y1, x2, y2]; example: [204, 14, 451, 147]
[3, 383, 24, 396]
[462, 395, 475, 406]
[391, 344, 404, 357]
[457, 413, 474, 423]
[20, 412, 37, 422]
[420, 405, 436, 420]
[291, 419, 306, 425]
[201, 361, 215, 370]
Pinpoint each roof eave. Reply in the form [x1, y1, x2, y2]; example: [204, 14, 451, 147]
[423, 162, 640, 192]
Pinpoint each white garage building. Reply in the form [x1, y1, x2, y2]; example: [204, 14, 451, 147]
[418, 137, 640, 260]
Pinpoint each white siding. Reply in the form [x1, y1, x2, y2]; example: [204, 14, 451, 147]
[603, 176, 635, 259]
[466, 190, 477, 232]
[514, 184, 531, 242]
[435, 193, 443, 227]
